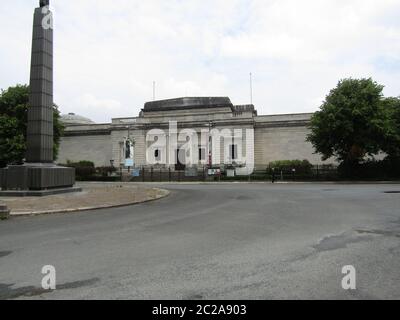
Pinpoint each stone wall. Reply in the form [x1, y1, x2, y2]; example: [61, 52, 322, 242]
[254, 113, 334, 168]
[58, 111, 336, 170]
[58, 134, 112, 167]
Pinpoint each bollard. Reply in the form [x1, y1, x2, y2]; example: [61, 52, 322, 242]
[0, 204, 10, 220]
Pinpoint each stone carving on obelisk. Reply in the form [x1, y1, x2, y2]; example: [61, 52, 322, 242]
[0, 1, 79, 196]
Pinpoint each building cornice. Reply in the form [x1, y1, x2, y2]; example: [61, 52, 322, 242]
[255, 119, 310, 128]
[63, 128, 111, 137]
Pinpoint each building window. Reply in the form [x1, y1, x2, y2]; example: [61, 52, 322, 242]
[199, 148, 206, 161]
[230, 144, 238, 160]
[155, 149, 161, 161]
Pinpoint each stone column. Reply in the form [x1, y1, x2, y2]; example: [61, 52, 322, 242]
[0, 1, 80, 196]
[26, 4, 54, 163]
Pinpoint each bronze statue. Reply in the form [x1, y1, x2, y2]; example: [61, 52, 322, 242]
[40, 0, 49, 7]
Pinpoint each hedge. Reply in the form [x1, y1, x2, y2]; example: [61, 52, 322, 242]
[268, 159, 313, 174]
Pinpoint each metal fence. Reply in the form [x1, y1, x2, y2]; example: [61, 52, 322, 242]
[114, 165, 340, 182]
[126, 167, 208, 182]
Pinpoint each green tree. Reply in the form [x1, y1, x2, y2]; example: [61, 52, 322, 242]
[381, 97, 400, 160]
[307, 78, 388, 166]
[0, 115, 26, 168]
[0, 84, 64, 168]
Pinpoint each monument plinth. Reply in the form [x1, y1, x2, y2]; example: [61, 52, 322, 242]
[0, 1, 80, 196]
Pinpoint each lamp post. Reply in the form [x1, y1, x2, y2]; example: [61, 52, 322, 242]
[206, 121, 214, 168]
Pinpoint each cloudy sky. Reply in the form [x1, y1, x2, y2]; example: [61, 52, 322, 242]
[1, 0, 399, 123]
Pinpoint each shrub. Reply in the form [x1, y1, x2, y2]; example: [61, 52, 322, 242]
[96, 166, 117, 177]
[268, 159, 312, 175]
[338, 158, 400, 180]
[62, 160, 96, 179]
[76, 176, 120, 182]
[66, 160, 95, 168]
[76, 167, 96, 178]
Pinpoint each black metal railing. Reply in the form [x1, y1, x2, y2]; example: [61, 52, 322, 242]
[113, 165, 341, 182]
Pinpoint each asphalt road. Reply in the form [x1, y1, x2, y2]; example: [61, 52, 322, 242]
[1, 183, 400, 300]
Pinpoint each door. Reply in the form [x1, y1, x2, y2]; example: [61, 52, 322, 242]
[175, 149, 186, 171]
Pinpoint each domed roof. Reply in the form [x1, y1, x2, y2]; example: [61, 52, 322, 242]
[61, 113, 95, 125]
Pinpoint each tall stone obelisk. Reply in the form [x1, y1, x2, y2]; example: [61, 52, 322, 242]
[27, 0, 54, 163]
[0, 0, 79, 196]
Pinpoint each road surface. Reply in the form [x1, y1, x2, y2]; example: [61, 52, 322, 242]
[0, 183, 399, 299]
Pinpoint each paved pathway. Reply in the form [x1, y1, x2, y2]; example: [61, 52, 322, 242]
[1, 184, 168, 215]
[0, 183, 399, 299]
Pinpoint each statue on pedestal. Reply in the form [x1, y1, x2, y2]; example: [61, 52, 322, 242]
[40, 0, 50, 7]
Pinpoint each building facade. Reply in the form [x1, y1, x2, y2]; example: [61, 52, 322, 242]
[58, 97, 333, 172]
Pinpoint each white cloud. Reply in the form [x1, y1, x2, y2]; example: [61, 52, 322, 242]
[77, 94, 122, 112]
[0, 0, 399, 123]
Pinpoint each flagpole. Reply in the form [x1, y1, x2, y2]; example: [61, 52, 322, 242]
[250, 72, 253, 105]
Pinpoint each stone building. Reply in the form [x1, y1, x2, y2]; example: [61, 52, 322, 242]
[58, 97, 334, 172]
